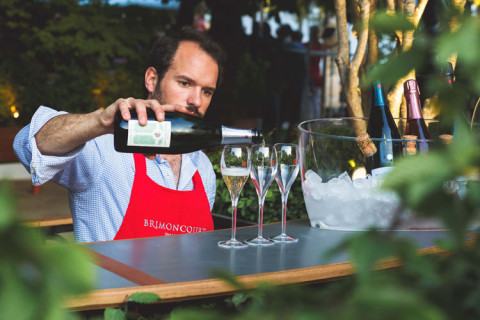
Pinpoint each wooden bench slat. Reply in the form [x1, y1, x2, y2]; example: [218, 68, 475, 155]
[24, 216, 73, 228]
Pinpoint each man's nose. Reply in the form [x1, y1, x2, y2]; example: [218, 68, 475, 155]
[186, 87, 202, 108]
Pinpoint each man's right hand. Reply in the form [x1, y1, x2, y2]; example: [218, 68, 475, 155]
[35, 98, 197, 156]
[99, 98, 197, 134]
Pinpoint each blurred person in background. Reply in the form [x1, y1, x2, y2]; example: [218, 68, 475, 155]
[263, 24, 292, 133]
[280, 29, 307, 129]
[303, 25, 325, 120]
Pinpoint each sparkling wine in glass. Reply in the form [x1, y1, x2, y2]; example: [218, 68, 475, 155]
[271, 143, 299, 243]
[218, 145, 251, 249]
[246, 145, 277, 246]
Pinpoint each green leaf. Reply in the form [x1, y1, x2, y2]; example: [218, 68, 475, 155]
[45, 244, 95, 295]
[346, 231, 398, 280]
[346, 282, 447, 320]
[232, 292, 249, 306]
[436, 18, 480, 92]
[436, 18, 480, 68]
[364, 38, 428, 87]
[370, 11, 415, 33]
[210, 269, 245, 289]
[0, 182, 15, 231]
[170, 308, 222, 320]
[128, 292, 160, 304]
[435, 239, 455, 251]
[381, 152, 452, 209]
[104, 307, 125, 320]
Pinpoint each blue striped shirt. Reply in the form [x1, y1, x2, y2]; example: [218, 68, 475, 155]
[13, 106, 216, 243]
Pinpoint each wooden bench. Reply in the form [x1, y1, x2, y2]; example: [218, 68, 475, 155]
[24, 216, 74, 238]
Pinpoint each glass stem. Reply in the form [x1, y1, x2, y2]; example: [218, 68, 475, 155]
[281, 191, 289, 236]
[231, 197, 238, 241]
[257, 195, 266, 238]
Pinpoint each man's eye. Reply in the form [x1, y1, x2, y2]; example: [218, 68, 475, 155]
[203, 90, 213, 96]
[179, 81, 189, 87]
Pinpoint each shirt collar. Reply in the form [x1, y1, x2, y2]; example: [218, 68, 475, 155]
[155, 152, 200, 190]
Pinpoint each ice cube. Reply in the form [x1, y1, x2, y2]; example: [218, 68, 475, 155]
[305, 169, 321, 182]
[304, 170, 325, 200]
[353, 178, 371, 189]
[304, 170, 404, 231]
[327, 178, 350, 198]
[338, 171, 352, 183]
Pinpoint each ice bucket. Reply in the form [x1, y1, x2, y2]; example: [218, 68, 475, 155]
[298, 117, 439, 230]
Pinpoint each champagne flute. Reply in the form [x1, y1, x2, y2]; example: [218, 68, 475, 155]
[246, 145, 277, 246]
[218, 145, 251, 249]
[271, 143, 299, 243]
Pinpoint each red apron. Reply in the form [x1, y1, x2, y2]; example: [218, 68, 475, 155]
[114, 153, 214, 240]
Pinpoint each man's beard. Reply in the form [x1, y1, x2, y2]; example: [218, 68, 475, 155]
[150, 85, 202, 118]
[150, 85, 165, 105]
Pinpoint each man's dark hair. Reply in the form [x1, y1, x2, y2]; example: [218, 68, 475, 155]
[144, 27, 226, 98]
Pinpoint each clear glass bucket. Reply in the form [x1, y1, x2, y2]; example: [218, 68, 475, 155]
[297, 117, 440, 230]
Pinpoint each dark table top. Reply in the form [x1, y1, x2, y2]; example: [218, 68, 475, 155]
[70, 219, 450, 311]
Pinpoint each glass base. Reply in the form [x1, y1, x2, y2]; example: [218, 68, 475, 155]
[218, 239, 248, 249]
[246, 236, 275, 246]
[270, 234, 298, 243]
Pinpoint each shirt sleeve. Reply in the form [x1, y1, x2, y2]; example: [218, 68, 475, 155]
[13, 105, 102, 192]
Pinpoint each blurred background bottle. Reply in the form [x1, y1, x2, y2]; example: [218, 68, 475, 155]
[438, 62, 457, 139]
[404, 79, 431, 153]
[365, 80, 402, 175]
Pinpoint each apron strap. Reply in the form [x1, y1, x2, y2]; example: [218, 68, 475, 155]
[133, 153, 147, 175]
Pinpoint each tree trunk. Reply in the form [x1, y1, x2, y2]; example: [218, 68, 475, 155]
[365, 0, 379, 116]
[334, 0, 370, 134]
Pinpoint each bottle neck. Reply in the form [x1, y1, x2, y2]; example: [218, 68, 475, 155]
[221, 126, 262, 145]
[373, 81, 386, 107]
[405, 90, 424, 120]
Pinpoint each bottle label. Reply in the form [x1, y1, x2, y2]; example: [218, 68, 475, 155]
[127, 120, 171, 148]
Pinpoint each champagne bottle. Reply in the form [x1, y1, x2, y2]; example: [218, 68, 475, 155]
[366, 81, 402, 175]
[404, 79, 431, 153]
[442, 62, 454, 87]
[114, 109, 263, 154]
[438, 62, 456, 138]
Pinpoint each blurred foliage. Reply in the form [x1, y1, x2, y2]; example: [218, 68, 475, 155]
[369, 10, 415, 34]
[0, 181, 94, 320]
[0, 78, 19, 125]
[103, 292, 161, 320]
[0, 0, 174, 126]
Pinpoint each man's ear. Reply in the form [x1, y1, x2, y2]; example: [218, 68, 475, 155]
[145, 67, 158, 95]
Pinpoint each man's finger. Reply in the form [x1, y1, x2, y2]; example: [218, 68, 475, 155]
[117, 98, 132, 121]
[160, 104, 187, 112]
[131, 99, 148, 126]
[146, 99, 165, 122]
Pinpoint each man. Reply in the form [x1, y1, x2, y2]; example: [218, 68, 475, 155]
[14, 27, 225, 243]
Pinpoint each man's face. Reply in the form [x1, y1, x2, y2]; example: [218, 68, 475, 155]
[151, 41, 219, 118]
